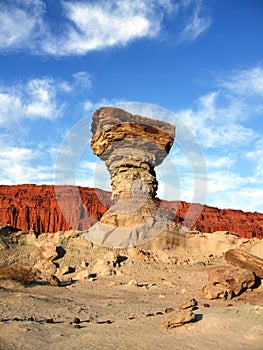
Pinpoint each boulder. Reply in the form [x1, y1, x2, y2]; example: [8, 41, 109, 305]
[75, 269, 90, 280]
[92, 259, 115, 277]
[202, 265, 256, 300]
[38, 242, 58, 261]
[33, 260, 57, 279]
[179, 298, 198, 310]
[58, 266, 75, 275]
[225, 248, 263, 278]
[102, 251, 128, 267]
[46, 275, 61, 286]
[163, 309, 195, 329]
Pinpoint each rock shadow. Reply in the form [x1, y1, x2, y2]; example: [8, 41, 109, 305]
[193, 314, 203, 323]
[55, 246, 66, 259]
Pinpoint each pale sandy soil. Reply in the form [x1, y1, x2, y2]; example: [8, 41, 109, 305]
[0, 229, 263, 350]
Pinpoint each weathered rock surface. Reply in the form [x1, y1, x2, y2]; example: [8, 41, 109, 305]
[46, 274, 61, 287]
[33, 260, 57, 279]
[37, 242, 58, 261]
[0, 185, 112, 234]
[225, 249, 263, 278]
[179, 298, 198, 310]
[74, 269, 90, 280]
[163, 309, 195, 328]
[1, 185, 263, 238]
[90, 106, 175, 201]
[160, 200, 263, 239]
[91, 259, 115, 277]
[84, 107, 175, 247]
[202, 265, 256, 300]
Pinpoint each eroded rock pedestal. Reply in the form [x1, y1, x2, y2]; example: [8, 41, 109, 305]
[83, 107, 175, 247]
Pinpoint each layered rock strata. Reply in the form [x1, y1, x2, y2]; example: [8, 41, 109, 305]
[0, 184, 111, 234]
[0, 185, 263, 239]
[83, 107, 175, 247]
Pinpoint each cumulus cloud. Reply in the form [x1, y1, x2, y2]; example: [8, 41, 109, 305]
[0, 92, 23, 125]
[0, 142, 55, 184]
[176, 92, 257, 148]
[175, 66, 263, 149]
[0, 70, 91, 126]
[166, 67, 263, 211]
[0, 78, 63, 125]
[209, 187, 263, 213]
[26, 79, 60, 118]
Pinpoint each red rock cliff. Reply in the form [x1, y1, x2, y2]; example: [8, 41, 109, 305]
[0, 185, 262, 238]
[0, 185, 112, 234]
[157, 199, 263, 239]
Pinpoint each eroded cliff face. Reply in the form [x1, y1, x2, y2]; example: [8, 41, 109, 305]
[156, 199, 263, 239]
[0, 184, 112, 234]
[0, 184, 262, 238]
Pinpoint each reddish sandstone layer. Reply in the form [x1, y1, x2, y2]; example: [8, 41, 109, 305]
[0, 185, 112, 234]
[0, 185, 262, 238]
[157, 199, 263, 239]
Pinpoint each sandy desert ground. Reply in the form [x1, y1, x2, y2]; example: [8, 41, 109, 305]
[0, 227, 263, 350]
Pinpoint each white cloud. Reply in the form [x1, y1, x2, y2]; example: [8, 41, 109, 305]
[247, 140, 263, 160]
[205, 155, 235, 169]
[209, 187, 263, 213]
[0, 146, 36, 162]
[0, 143, 55, 184]
[176, 90, 257, 148]
[201, 164, 263, 212]
[165, 67, 263, 211]
[73, 71, 92, 89]
[0, 0, 210, 56]
[44, 0, 169, 55]
[207, 171, 248, 194]
[178, 0, 212, 42]
[0, 77, 64, 125]
[247, 140, 263, 177]
[0, 92, 23, 124]
[0, 71, 93, 126]
[219, 67, 263, 96]
[0, 0, 45, 51]
[1, 164, 54, 185]
[26, 78, 60, 118]
[58, 81, 72, 93]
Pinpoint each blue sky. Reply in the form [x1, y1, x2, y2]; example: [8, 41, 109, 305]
[0, 0, 263, 213]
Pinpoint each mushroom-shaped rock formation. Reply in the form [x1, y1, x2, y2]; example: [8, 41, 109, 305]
[83, 107, 175, 247]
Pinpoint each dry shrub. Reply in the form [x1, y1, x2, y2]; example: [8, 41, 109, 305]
[0, 264, 36, 285]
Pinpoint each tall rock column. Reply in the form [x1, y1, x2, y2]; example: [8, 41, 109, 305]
[83, 106, 175, 247]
